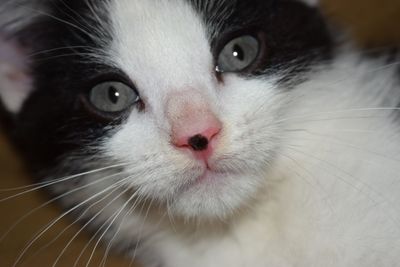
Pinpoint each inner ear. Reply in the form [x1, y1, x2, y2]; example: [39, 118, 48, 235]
[0, 35, 33, 113]
[298, 0, 319, 7]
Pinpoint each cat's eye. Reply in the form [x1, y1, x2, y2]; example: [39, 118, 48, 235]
[216, 35, 261, 73]
[89, 81, 140, 114]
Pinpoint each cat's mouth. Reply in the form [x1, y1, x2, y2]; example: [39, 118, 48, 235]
[192, 165, 235, 186]
[196, 169, 217, 184]
[190, 154, 250, 186]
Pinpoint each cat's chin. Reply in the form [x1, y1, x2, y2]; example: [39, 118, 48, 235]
[167, 171, 263, 220]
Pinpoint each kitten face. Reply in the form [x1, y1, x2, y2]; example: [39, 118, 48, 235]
[0, 0, 332, 220]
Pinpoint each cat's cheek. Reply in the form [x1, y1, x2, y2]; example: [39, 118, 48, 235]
[102, 120, 197, 195]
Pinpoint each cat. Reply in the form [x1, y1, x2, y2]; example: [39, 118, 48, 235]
[1, 0, 400, 266]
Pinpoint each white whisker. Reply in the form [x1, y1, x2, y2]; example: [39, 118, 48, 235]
[53, 0, 94, 33]
[275, 107, 400, 125]
[129, 198, 155, 267]
[18, 6, 100, 43]
[0, 163, 126, 199]
[100, 190, 145, 267]
[287, 129, 400, 164]
[52, 184, 133, 267]
[11, 175, 130, 267]
[0, 169, 124, 243]
[84, 189, 143, 267]
[26, 45, 97, 59]
[84, 0, 104, 28]
[286, 146, 400, 226]
[25, 183, 120, 264]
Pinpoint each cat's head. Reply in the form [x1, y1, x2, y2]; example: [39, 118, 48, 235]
[0, 0, 332, 220]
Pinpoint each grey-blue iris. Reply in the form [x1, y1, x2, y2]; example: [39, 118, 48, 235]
[89, 81, 139, 113]
[217, 35, 260, 73]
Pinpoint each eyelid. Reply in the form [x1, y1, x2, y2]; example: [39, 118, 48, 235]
[85, 72, 138, 94]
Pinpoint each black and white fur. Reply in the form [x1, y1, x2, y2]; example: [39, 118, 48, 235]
[1, 0, 400, 266]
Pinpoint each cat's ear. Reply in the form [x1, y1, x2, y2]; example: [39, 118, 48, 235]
[0, 1, 41, 114]
[298, 0, 319, 7]
[0, 34, 33, 114]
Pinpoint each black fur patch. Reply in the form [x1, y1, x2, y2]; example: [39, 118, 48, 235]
[192, 0, 333, 79]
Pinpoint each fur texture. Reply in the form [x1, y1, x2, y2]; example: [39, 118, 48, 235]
[1, 0, 400, 266]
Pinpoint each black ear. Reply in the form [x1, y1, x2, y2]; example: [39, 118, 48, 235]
[0, 1, 45, 114]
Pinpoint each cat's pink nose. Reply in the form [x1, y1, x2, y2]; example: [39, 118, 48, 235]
[173, 120, 221, 163]
[166, 90, 222, 162]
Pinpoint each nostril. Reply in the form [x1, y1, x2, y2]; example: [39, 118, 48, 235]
[171, 122, 222, 154]
[188, 134, 209, 151]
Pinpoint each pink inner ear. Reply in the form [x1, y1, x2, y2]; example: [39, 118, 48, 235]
[0, 36, 32, 113]
[0, 38, 27, 69]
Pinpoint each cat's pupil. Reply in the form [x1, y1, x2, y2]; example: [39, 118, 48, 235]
[232, 44, 245, 61]
[108, 86, 120, 104]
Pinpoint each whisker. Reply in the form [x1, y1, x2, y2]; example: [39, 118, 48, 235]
[32, 52, 103, 62]
[166, 196, 178, 234]
[129, 198, 155, 267]
[55, 0, 111, 43]
[286, 146, 400, 226]
[280, 153, 331, 197]
[84, 0, 104, 28]
[363, 61, 400, 75]
[18, 6, 100, 43]
[100, 190, 145, 267]
[0, 168, 127, 244]
[25, 185, 119, 264]
[84, 0, 107, 31]
[280, 152, 339, 214]
[286, 128, 380, 134]
[287, 129, 400, 164]
[287, 145, 380, 202]
[52, 184, 133, 267]
[274, 107, 400, 125]
[0, 163, 126, 198]
[26, 45, 96, 59]
[52, 0, 93, 33]
[85, 188, 142, 267]
[11, 176, 130, 267]
[73, 190, 139, 267]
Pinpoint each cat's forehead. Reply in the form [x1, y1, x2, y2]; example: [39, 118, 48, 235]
[106, 0, 214, 93]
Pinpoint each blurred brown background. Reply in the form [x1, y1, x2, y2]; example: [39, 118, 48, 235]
[1, 0, 400, 266]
